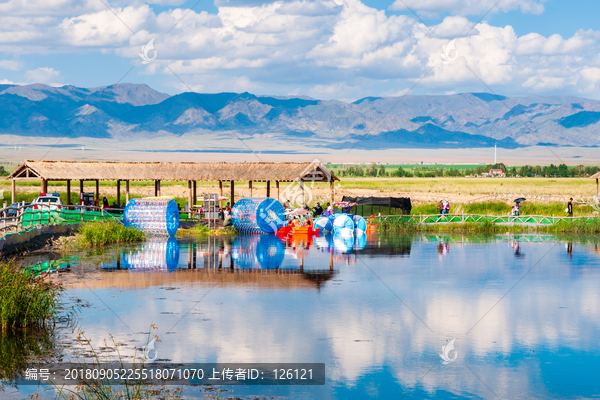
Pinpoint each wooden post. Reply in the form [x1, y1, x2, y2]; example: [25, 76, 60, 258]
[276, 181, 280, 200]
[249, 181, 253, 197]
[66, 180, 71, 206]
[330, 180, 334, 204]
[266, 181, 270, 198]
[95, 180, 99, 204]
[11, 179, 15, 204]
[193, 181, 197, 206]
[219, 181, 223, 196]
[116, 180, 121, 207]
[79, 180, 84, 205]
[597, 178, 599, 196]
[188, 181, 192, 216]
[154, 180, 158, 197]
[125, 180, 130, 203]
[230, 181, 235, 204]
[41, 179, 48, 193]
[157, 180, 161, 197]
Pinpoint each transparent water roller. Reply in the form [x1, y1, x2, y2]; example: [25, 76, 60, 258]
[231, 197, 286, 234]
[123, 198, 180, 236]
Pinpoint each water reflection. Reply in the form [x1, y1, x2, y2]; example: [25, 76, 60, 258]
[98, 231, 393, 274]
[14, 234, 600, 399]
[232, 235, 285, 269]
[120, 237, 180, 271]
[0, 329, 56, 383]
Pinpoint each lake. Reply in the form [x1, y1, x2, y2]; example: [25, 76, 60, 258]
[4, 232, 600, 399]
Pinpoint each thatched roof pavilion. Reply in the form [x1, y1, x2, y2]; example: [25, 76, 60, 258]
[7, 160, 339, 206]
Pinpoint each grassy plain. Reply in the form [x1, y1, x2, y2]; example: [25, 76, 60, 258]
[335, 177, 598, 197]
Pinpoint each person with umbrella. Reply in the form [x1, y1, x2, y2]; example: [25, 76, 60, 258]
[514, 198, 525, 216]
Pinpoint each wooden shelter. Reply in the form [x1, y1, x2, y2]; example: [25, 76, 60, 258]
[7, 160, 339, 206]
[592, 171, 600, 196]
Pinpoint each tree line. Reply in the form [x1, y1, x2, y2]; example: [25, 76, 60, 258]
[332, 163, 600, 178]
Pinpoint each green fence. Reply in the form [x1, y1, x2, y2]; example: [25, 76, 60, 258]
[378, 213, 600, 225]
[19, 208, 121, 228]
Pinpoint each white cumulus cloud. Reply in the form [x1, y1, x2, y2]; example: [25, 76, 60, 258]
[389, 0, 546, 18]
[0, 59, 23, 71]
[24, 67, 60, 84]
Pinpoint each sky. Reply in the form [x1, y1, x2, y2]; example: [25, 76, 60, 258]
[1, 0, 600, 101]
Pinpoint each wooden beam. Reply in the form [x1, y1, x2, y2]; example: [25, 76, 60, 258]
[219, 181, 223, 196]
[41, 179, 48, 193]
[95, 180, 99, 203]
[79, 181, 84, 204]
[157, 180, 161, 197]
[116, 180, 121, 207]
[230, 181, 235, 204]
[11, 179, 15, 204]
[66, 180, 71, 205]
[125, 180, 130, 203]
[154, 180, 158, 197]
[249, 180, 253, 197]
[266, 181, 270, 198]
[276, 181, 280, 201]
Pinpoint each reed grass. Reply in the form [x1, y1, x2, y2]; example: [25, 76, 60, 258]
[0, 260, 62, 330]
[75, 222, 146, 248]
[54, 326, 184, 400]
[377, 216, 600, 234]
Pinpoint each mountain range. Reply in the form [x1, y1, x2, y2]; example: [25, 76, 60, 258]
[1, 83, 600, 151]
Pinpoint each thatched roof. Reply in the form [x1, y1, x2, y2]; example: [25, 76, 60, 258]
[8, 160, 339, 182]
[591, 171, 600, 179]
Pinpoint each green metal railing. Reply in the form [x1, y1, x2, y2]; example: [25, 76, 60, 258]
[18, 205, 121, 228]
[376, 213, 600, 225]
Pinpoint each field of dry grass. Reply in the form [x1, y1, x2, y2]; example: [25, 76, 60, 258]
[2, 177, 598, 206]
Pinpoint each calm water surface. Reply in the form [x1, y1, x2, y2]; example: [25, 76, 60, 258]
[7, 233, 600, 399]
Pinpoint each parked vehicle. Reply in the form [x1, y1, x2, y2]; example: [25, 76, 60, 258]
[3, 202, 31, 217]
[31, 193, 63, 211]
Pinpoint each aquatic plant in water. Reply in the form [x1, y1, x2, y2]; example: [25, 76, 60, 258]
[0, 260, 62, 330]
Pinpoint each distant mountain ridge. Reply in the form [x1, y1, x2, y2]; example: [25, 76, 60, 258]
[1, 83, 599, 150]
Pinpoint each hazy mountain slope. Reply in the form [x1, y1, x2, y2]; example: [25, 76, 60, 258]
[1, 84, 600, 149]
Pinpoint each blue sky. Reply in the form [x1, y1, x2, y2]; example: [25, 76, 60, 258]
[1, 0, 600, 101]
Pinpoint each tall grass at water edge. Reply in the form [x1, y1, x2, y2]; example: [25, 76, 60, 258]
[74, 221, 146, 248]
[0, 260, 62, 330]
[378, 216, 600, 234]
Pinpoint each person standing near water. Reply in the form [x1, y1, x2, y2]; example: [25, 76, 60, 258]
[313, 202, 323, 217]
[567, 198, 573, 217]
[437, 200, 444, 214]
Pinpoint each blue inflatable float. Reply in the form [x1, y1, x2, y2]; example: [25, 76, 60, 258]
[231, 198, 286, 234]
[123, 198, 179, 236]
